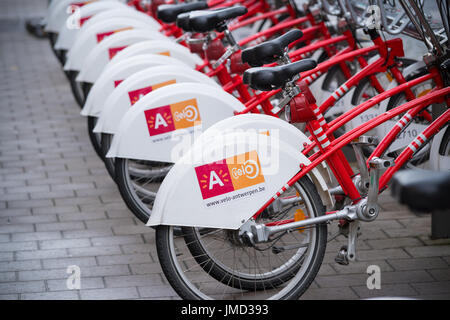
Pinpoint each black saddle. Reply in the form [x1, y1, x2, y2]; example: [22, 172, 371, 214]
[157, 2, 209, 24]
[241, 29, 304, 67]
[177, 6, 248, 33]
[243, 59, 317, 91]
[391, 169, 450, 212]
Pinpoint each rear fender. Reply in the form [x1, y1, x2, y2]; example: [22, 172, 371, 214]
[75, 29, 167, 83]
[55, 6, 159, 50]
[92, 65, 219, 133]
[64, 20, 164, 72]
[45, 0, 122, 33]
[81, 54, 188, 117]
[106, 83, 246, 162]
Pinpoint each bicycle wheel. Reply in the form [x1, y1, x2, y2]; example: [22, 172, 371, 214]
[68, 71, 85, 107]
[100, 133, 116, 180]
[115, 157, 173, 223]
[155, 177, 327, 300]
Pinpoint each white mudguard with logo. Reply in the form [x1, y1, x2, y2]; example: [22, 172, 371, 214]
[106, 40, 203, 70]
[75, 29, 168, 83]
[146, 131, 315, 229]
[45, 0, 122, 33]
[64, 19, 163, 72]
[93, 65, 219, 134]
[55, 6, 159, 51]
[186, 113, 333, 208]
[81, 54, 189, 117]
[106, 83, 246, 163]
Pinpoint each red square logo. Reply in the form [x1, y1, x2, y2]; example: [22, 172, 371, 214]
[108, 46, 127, 59]
[195, 162, 234, 200]
[128, 86, 153, 106]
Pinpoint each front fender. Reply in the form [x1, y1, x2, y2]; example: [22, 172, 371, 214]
[93, 65, 219, 134]
[106, 83, 246, 162]
[81, 54, 188, 117]
[146, 132, 313, 229]
[75, 29, 167, 83]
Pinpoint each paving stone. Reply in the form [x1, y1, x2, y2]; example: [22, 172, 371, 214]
[0, 260, 41, 272]
[405, 245, 450, 258]
[20, 291, 80, 300]
[97, 253, 153, 266]
[0, 281, 46, 294]
[11, 231, 62, 242]
[80, 287, 140, 300]
[366, 237, 424, 249]
[411, 281, 450, 295]
[42, 257, 97, 269]
[39, 238, 91, 250]
[46, 277, 104, 292]
[300, 286, 359, 300]
[352, 283, 418, 299]
[137, 285, 178, 299]
[104, 274, 164, 288]
[387, 257, 448, 271]
[15, 249, 68, 262]
[90, 235, 143, 247]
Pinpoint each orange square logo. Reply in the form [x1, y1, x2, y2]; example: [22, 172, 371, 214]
[170, 98, 201, 130]
[226, 150, 265, 190]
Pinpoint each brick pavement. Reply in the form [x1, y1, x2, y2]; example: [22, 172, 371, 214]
[0, 0, 449, 300]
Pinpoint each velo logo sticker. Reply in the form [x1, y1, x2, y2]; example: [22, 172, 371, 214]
[108, 46, 127, 59]
[96, 27, 133, 43]
[195, 150, 265, 200]
[144, 98, 201, 136]
[128, 80, 176, 106]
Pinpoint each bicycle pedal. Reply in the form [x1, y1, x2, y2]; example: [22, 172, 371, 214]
[335, 245, 349, 266]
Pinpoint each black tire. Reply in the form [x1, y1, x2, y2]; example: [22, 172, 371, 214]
[68, 70, 85, 107]
[101, 133, 116, 181]
[115, 157, 153, 223]
[47, 32, 65, 65]
[115, 158, 171, 223]
[87, 116, 104, 160]
[155, 177, 328, 300]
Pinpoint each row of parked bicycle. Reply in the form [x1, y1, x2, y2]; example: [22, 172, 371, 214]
[42, 0, 449, 299]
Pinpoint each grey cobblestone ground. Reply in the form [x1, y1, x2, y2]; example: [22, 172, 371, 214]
[0, 0, 449, 300]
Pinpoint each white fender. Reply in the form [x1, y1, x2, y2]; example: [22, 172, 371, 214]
[106, 83, 246, 162]
[188, 114, 333, 208]
[45, 0, 121, 33]
[64, 19, 162, 72]
[55, 4, 158, 51]
[75, 29, 168, 83]
[107, 40, 203, 70]
[146, 132, 315, 229]
[81, 54, 189, 117]
[93, 66, 219, 133]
